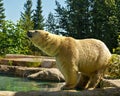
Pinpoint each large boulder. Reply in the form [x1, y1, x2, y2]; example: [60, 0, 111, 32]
[0, 65, 64, 82]
[27, 68, 65, 82]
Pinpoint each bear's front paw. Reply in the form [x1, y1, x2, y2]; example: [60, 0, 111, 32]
[61, 84, 75, 90]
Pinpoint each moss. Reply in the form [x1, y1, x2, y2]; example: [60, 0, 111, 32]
[25, 62, 42, 67]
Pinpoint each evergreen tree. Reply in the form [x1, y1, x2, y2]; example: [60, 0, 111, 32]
[0, 0, 5, 29]
[20, 0, 34, 31]
[55, 0, 119, 52]
[33, 0, 44, 30]
[55, 0, 90, 38]
[45, 12, 58, 34]
[90, 0, 118, 52]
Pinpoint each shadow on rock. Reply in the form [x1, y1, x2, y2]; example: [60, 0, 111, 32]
[14, 87, 120, 96]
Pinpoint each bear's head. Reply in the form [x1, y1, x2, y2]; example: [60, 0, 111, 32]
[27, 30, 49, 47]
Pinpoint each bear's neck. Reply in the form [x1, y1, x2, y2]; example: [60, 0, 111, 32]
[39, 34, 63, 56]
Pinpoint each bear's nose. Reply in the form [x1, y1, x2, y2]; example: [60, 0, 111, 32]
[27, 31, 33, 38]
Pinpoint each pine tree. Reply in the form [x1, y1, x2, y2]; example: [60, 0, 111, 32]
[33, 0, 44, 30]
[55, 0, 119, 52]
[45, 12, 58, 34]
[0, 0, 5, 28]
[20, 0, 34, 31]
[55, 0, 90, 38]
[90, 0, 118, 52]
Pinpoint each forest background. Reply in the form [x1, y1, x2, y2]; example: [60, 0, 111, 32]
[0, 0, 120, 56]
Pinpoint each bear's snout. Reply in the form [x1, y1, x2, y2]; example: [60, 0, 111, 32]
[27, 31, 33, 38]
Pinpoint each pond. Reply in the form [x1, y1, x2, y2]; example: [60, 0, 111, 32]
[0, 75, 64, 92]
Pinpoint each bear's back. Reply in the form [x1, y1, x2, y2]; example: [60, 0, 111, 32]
[76, 39, 111, 74]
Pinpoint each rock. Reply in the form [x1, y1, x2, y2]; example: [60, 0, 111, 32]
[0, 87, 120, 96]
[41, 60, 56, 68]
[101, 79, 120, 88]
[0, 65, 64, 82]
[15, 67, 45, 77]
[0, 54, 56, 67]
[0, 91, 15, 96]
[0, 65, 45, 77]
[28, 68, 65, 82]
[0, 57, 42, 67]
[0, 65, 16, 75]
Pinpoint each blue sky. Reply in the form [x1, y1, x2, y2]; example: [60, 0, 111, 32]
[3, 0, 65, 23]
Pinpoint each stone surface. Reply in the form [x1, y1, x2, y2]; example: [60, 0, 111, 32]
[0, 65, 44, 76]
[41, 60, 56, 68]
[0, 54, 120, 96]
[0, 87, 120, 96]
[27, 68, 65, 82]
[0, 91, 15, 96]
[101, 79, 120, 88]
[0, 54, 56, 68]
[15, 67, 45, 77]
[0, 65, 64, 81]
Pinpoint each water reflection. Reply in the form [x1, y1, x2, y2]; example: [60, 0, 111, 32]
[0, 75, 64, 91]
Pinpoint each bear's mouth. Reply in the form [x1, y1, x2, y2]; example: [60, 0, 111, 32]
[27, 31, 33, 38]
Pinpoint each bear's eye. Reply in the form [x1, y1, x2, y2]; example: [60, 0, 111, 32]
[35, 31, 38, 33]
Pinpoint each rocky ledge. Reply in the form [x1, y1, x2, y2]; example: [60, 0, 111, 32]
[0, 64, 120, 87]
[0, 54, 120, 96]
[0, 65, 65, 82]
[0, 87, 120, 96]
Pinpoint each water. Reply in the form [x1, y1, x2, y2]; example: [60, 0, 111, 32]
[0, 75, 64, 92]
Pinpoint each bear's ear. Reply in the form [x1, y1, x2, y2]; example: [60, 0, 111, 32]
[46, 33, 49, 37]
[45, 33, 49, 40]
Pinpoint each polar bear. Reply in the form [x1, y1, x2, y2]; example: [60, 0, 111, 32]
[27, 30, 111, 90]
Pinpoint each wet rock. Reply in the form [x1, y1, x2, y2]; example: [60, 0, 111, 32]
[0, 65, 64, 82]
[0, 65, 16, 75]
[0, 65, 45, 77]
[15, 67, 45, 77]
[28, 68, 65, 82]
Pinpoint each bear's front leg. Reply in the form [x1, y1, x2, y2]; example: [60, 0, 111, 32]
[60, 66, 79, 90]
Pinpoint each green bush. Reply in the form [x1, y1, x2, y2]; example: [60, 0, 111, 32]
[106, 54, 120, 79]
[0, 20, 31, 55]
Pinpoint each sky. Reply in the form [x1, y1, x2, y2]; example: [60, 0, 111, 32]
[3, 0, 65, 23]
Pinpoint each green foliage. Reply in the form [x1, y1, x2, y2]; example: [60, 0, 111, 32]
[0, 20, 31, 55]
[45, 12, 59, 34]
[0, 0, 5, 28]
[20, 0, 34, 31]
[106, 54, 120, 79]
[33, 0, 44, 30]
[18, 0, 45, 55]
[54, 0, 91, 38]
[91, 0, 118, 52]
[53, 0, 119, 52]
[113, 34, 120, 54]
[105, 0, 115, 7]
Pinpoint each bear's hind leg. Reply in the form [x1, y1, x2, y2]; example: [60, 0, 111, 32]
[76, 73, 89, 90]
[85, 70, 104, 90]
